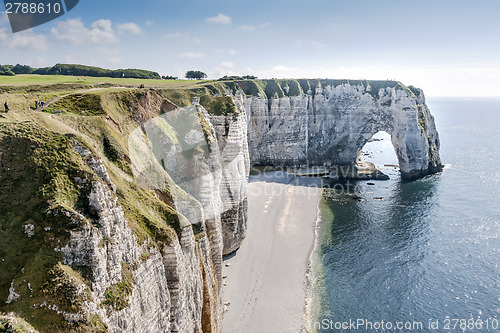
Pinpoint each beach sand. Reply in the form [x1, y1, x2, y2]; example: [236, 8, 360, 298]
[222, 171, 322, 333]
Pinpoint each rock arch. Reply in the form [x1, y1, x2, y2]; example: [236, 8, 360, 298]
[244, 82, 442, 180]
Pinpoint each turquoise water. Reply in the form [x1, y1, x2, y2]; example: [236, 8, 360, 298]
[314, 98, 500, 332]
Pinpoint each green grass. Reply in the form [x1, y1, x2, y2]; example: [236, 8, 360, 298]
[45, 93, 104, 115]
[101, 263, 135, 312]
[199, 95, 238, 116]
[0, 74, 207, 87]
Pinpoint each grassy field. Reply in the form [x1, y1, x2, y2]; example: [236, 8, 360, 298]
[0, 74, 207, 87]
[0, 75, 211, 112]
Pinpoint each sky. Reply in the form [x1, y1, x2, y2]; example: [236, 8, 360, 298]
[1, 0, 500, 96]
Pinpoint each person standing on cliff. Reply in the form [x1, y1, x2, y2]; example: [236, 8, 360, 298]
[4, 102, 9, 112]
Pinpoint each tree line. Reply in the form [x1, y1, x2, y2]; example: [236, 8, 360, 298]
[0, 63, 258, 82]
[0, 63, 163, 80]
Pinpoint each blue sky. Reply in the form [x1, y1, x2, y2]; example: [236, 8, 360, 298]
[1, 0, 500, 96]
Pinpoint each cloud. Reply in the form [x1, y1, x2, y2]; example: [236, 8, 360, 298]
[89, 19, 118, 43]
[0, 28, 48, 50]
[272, 65, 298, 73]
[213, 67, 238, 78]
[117, 22, 142, 35]
[50, 18, 87, 44]
[145, 20, 154, 26]
[253, 64, 299, 78]
[238, 22, 270, 31]
[296, 39, 327, 49]
[221, 61, 235, 68]
[0, 10, 48, 51]
[228, 49, 237, 55]
[178, 52, 205, 59]
[164, 32, 187, 39]
[207, 13, 231, 25]
[51, 18, 117, 45]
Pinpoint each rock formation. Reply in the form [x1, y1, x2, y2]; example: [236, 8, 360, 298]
[0, 79, 442, 333]
[241, 80, 442, 180]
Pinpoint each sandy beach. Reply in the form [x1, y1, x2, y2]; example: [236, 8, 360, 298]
[222, 171, 322, 333]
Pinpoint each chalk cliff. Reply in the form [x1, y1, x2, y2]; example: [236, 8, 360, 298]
[0, 89, 249, 333]
[0, 79, 441, 333]
[239, 80, 442, 179]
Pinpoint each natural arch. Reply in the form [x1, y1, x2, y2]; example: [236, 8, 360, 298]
[245, 83, 443, 180]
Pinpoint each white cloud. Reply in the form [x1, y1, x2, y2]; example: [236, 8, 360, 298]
[253, 64, 299, 79]
[178, 52, 205, 59]
[296, 39, 327, 49]
[238, 22, 270, 31]
[0, 28, 48, 50]
[331, 65, 500, 97]
[228, 49, 237, 55]
[164, 32, 187, 39]
[89, 19, 118, 43]
[51, 18, 87, 44]
[272, 65, 298, 73]
[51, 18, 117, 45]
[207, 13, 231, 25]
[145, 20, 155, 26]
[238, 25, 256, 32]
[221, 61, 235, 68]
[213, 67, 238, 78]
[247, 64, 500, 97]
[117, 22, 142, 35]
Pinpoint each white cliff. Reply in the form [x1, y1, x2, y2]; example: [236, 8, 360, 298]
[58, 97, 251, 332]
[1, 80, 441, 333]
[242, 80, 442, 179]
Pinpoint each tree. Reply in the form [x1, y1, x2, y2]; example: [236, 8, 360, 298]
[185, 70, 207, 80]
[0, 65, 15, 76]
[12, 64, 33, 74]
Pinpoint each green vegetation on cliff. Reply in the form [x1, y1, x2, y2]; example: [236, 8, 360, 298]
[101, 263, 135, 312]
[0, 122, 104, 332]
[0, 86, 198, 332]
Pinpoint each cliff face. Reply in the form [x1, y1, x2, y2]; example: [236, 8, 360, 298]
[0, 79, 441, 333]
[61, 146, 213, 333]
[208, 97, 250, 255]
[0, 88, 249, 333]
[241, 80, 442, 179]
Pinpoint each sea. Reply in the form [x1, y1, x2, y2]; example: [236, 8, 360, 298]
[312, 98, 500, 332]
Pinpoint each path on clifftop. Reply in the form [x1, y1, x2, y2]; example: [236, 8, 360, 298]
[222, 172, 322, 333]
[35, 87, 132, 111]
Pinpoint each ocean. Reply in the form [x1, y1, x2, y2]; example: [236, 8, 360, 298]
[313, 98, 500, 332]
